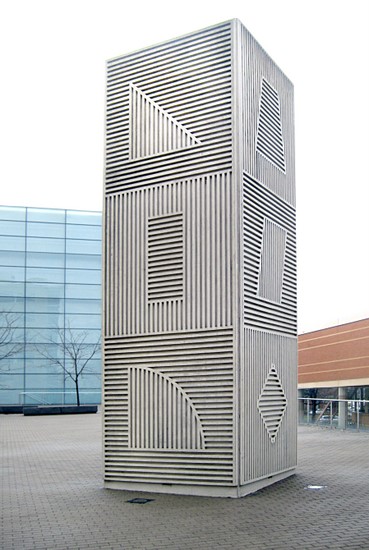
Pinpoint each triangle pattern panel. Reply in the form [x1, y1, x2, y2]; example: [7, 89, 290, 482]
[256, 78, 286, 173]
[257, 364, 287, 443]
[129, 83, 201, 160]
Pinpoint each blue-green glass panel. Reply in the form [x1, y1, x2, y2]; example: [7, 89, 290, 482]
[66, 254, 101, 269]
[0, 220, 26, 236]
[66, 240, 101, 255]
[0, 282, 25, 297]
[0, 374, 24, 388]
[62, 328, 100, 344]
[26, 328, 62, 343]
[0, 250, 25, 267]
[22, 391, 64, 406]
[0, 358, 24, 373]
[65, 284, 101, 300]
[76, 358, 101, 373]
[66, 211, 101, 225]
[66, 224, 102, 240]
[0, 297, 25, 312]
[26, 267, 64, 284]
[26, 282, 64, 299]
[0, 389, 23, 405]
[7, 328, 24, 341]
[26, 297, 64, 314]
[25, 312, 64, 329]
[0, 236, 26, 251]
[26, 342, 63, 359]
[27, 222, 65, 238]
[62, 390, 101, 405]
[27, 208, 65, 223]
[27, 237, 64, 253]
[0, 312, 23, 330]
[0, 266, 24, 282]
[3, 354, 23, 380]
[65, 299, 101, 314]
[25, 359, 62, 374]
[65, 269, 101, 285]
[64, 314, 101, 329]
[26, 252, 65, 268]
[0, 347, 23, 366]
[65, 372, 101, 390]
[0, 207, 26, 221]
[25, 374, 64, 390]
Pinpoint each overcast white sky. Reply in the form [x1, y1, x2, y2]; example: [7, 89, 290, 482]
[0, 0, 368, 333]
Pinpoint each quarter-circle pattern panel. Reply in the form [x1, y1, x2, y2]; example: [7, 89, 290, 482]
[128, 365, 205, 450]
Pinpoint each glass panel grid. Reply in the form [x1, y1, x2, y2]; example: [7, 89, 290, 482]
[0, 206, 26, 221]
[0, 207, 102, 405]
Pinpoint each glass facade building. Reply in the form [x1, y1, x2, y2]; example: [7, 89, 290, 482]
[0, 206, 102, 405]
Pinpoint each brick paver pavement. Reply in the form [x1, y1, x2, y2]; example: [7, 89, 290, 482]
[1, 412, 369, 549]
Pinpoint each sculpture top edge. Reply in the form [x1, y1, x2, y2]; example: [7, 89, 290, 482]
[106, 18, 292, 86]
[107, 19, 236, 64]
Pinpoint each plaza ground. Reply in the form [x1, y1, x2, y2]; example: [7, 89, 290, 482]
[1, 412, 368, 549]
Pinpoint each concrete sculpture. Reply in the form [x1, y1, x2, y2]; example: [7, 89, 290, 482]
[103, 19, 297, 497]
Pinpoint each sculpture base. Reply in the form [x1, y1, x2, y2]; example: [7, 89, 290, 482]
[105, 467, 295, 498]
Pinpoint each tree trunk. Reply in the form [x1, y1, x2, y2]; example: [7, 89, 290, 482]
[75, 377, 80, 406]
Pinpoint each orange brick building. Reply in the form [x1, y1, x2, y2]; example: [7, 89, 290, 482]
[298, 318, 369, 394]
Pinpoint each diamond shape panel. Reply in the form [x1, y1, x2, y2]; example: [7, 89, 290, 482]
[257, 364, 287, 443]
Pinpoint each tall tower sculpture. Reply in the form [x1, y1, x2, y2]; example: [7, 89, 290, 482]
[103, 20, 297, 497]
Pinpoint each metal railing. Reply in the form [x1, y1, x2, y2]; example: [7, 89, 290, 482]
[19, 391, 101, 406]
[298, 398, 369, 432]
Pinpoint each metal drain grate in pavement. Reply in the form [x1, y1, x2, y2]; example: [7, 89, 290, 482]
[126, 498, 154, 504]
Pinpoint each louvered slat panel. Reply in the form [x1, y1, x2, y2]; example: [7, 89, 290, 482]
[129, 84, 201, 160]
[240, 328, 297, 484]
[104, 172, 232, 336]
[148, 213, 183, 301]
[241, 26, 295, 206]
[243, 171, 297, 336]
[256, 79, 286, 173]
[128, 366, 204, 450]
[104, 328, 234, 484]
[105, 23, 232, 193]
[258, 220, 287, 303]
[257, 365, 287, 442]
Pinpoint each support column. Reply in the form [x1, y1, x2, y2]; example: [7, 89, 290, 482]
[338, 387, 347, 430]
[298, 389, 305, 424]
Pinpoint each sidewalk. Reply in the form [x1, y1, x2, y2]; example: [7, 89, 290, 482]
[1, 413, 368, 549]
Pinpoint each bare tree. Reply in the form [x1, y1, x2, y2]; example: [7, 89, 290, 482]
[36, 325, 101, 406]
[0, 312, 23, 367]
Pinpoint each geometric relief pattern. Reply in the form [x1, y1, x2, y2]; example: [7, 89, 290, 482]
[106, 22, 233, 195]
[104, 172, 233, 337]
[256, 78, 286, 173]
[147, 213, 184, 302]
[128, 366, 205, 450]
[129, 83, 201, 160]
[104, 328, 235, 485]
[258, 219, 287, 303]
[243, 171, 297, 336]
[257, 364, 287, 443]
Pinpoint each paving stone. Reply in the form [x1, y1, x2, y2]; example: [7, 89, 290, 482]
[1, 415, 369, 549]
